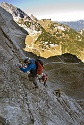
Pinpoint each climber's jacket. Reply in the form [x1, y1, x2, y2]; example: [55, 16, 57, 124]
[20, 60, 36, 76]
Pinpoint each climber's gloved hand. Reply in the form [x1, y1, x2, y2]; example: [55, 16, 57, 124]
[27, 71, 30, 74]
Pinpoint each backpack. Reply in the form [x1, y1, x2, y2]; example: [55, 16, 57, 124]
[35, 59, 44, 75]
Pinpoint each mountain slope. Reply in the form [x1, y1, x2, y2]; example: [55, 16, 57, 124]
[24, 19, 84, 62]
[0, 2, 32, 22]
[79, 29, 84, 36]
[1, 2, 84, 62]
[0, 6, 28, 60]
[0, 1, 34, 33]
[45, 62, 84, 99]
[0, 6, 84, 125]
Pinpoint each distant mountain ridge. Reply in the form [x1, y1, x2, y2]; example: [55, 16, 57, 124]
[60, 20, 84, 32]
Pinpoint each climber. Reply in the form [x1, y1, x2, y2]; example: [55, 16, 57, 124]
[17, 58, 38, 89]
[53, 89, 61, 97]
[41, 73, 48, 87]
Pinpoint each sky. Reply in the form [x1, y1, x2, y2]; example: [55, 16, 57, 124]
[0, 0, 84, 21]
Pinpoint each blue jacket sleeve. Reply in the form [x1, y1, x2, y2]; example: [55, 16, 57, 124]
[20, 63, 35, 73]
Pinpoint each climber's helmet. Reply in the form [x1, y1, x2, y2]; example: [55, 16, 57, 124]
[24, 57, 30, 64]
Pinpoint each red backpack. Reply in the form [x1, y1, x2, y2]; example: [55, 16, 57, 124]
[35, 59, 44, 75]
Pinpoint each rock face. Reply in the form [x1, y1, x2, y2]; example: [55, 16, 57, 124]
[0, 6, 84, 125]
[1, 2, 32, 22]
[0, 6, 28, 57]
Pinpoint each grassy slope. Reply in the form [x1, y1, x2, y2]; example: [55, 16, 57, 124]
[24, 19, 84, 61]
